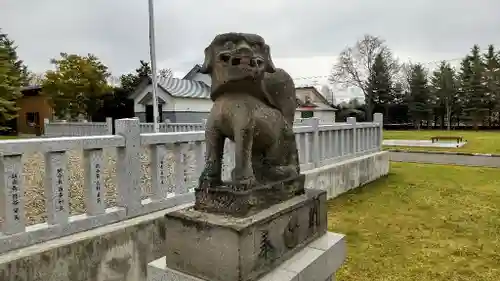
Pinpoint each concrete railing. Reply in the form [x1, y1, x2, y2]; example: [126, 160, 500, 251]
[44, 118, 206, 136]
[45, 116, 381, 138]
[139, 121, 206, 133]
[0, 113, 383, 255]
[44, 118, 113, 137]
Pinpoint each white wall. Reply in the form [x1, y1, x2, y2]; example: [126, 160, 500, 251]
[295, 110, 336, 123]
[133, 84, 212, 113]
[314, 111, 336, 123]
[173, 98, 212, 112]
[133, 84, 174, 113]
[296, 88, 323, 103]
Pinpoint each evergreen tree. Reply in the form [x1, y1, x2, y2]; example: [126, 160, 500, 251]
[483, 44, 500, 125]
[464, 45, 488, 128]
[0, 45, 21, 130]
[0, 30, 24, 130]
[119, 60, 151, 94]
[430, 61, 457, 130]
[0, 29, 28, 86]
[457, 56, 473, 126]
[336, 98, 366, 121]
[367, 52, 393, 121]
[119, 60, 173, 94]
[407, 63, 431, 129]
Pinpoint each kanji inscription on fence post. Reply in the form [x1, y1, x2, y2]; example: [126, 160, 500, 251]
[84, 149, 105, 215]
[0, 154, 26, 234]
[160, 160, 165, 185]
[11, 173, 20, 221]
[173, 143, 187, 195]
[56, 168, 64, 211]
[193, 141, 205, 193]
[150, 144, 168, 199]
[44, 151, 69, 225]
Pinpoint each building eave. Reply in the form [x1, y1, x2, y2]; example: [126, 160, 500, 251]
[182, 64, 202, 80]
[296, 86, 332, 106]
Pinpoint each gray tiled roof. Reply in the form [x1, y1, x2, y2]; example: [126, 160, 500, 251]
[21, 85, 42, 91]
[157, 76, 210, 99]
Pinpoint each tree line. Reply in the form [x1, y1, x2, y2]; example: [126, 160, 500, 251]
[1, 29, 499, 132]
[330, 35, 500, 130]
[0, 28, 173, 131]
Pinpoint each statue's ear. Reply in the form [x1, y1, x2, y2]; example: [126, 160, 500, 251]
[199, 46, 213, 74]
[264, 44, 276, 73]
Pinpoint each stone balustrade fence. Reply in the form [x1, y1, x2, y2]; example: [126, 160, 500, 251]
[0, 113, 383, 255]
[44, 118, 205, 137]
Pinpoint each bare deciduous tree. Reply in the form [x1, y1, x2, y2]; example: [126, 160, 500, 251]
[329, 34, 399, 120]
[159, 68, 173, 79]
[395, 62, 413, 94]
[320, 84, 335, 105]
[27, 72, 46, 86]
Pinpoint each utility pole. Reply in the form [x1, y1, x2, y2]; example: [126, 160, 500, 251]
[148, 0, 159, 132]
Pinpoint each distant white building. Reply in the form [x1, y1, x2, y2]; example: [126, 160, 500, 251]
[128, 74, 212, 123]
[295, 87, 337, 123]
[130, 65, 336, 123]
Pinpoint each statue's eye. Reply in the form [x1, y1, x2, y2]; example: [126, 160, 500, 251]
[224, 41, 235, 49]
[252, 43, 265, 52]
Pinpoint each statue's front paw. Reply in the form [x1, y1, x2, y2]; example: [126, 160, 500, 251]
[233, 176, 257, 190]
[199, 174, 222, 189]
[268, 165, 299, 180]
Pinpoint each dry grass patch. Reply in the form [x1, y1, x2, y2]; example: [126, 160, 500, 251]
[329, 162, 500, 281]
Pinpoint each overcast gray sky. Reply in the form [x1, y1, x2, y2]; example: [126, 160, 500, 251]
[2, 0, 500, 99]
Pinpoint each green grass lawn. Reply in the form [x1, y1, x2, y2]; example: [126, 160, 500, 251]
[383, 130, 500, 154]
[328, 162, 500, 281]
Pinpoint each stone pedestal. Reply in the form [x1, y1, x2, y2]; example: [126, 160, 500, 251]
[162, 189, 328, 281]
[195, 175, 305, 217]
[148, 232, 346, 281]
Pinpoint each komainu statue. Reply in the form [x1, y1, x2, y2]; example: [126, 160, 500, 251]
[195, 33, 305, 216]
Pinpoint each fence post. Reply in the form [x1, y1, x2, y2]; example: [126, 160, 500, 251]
[347, 117, 357, 155]
[115, 118, 142, 216]
[164, 119, 171, 132]
[43, 118, 49, 136]
[373, 113, 383, 150]
[105, 117, 113, 135]
[304, 117, 320, 168]
[0, 155, 26, 234]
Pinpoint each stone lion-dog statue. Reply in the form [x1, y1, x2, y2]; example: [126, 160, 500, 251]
[195, 33, 305, 215]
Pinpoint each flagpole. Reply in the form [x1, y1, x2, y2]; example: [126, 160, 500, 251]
[148, 0, 159, 133]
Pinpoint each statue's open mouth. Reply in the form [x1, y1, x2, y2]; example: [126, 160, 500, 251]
[218, 53, 265, 69]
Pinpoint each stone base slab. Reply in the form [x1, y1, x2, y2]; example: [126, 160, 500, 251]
[195, 175, 305, 217]
[163, 189, 327, 281]
[148, 232, 346, 281]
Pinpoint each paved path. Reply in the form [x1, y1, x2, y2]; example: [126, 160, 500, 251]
[389, 150, 500, 168]
[383, 139, 467, 148]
